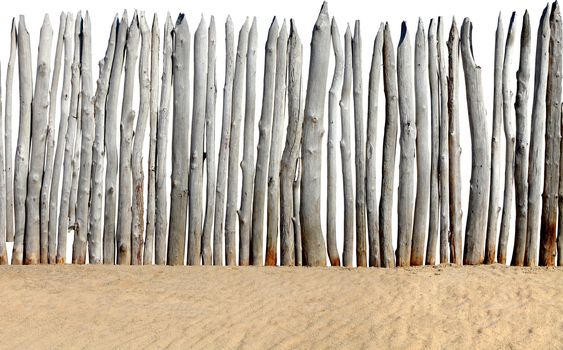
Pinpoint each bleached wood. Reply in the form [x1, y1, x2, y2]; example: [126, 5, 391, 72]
[293, 157, 302, 265]
[69, 105, 80, 232]
[0, 66, 5, 264]
[5, 19, 16, 243]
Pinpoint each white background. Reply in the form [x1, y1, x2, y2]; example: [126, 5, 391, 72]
[2, 0, 547, 264]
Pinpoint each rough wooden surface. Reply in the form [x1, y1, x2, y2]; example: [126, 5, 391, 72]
[5, 19, 16, 243]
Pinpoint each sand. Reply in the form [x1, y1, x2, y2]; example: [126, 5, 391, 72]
[0, 264, 562, 349]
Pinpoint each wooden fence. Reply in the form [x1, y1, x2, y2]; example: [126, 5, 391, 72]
[0, 2, 561, 267]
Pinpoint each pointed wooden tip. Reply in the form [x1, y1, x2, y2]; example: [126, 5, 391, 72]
[197, 14, 207, 31]
[269, 16, 279, 33]
[152, 13, 159, 29]
[176, 13, 185, 26]
[399, 21, 408, 45]
[280, 18, 287, 33]
[165, 13, 173, 29]
[345, 22, 352, 35]
[320, 1, 329, 15]
[210, 15, 215, 26]
[42, 13, 51, 28]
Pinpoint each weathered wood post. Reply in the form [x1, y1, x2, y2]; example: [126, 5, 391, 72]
[0, 67, 5, 264]
[155, 14, 173, 265]
[5, 19, 16, 243]
[525, 4, 550, 267]
[485, 14, 504, 264]
[56, 12, 81, 264]
[426, 19, 440, 265]
[461, 18, 490, 265]
[327, 18, 343, 267]
[226, 19, 250, 266]
[265, 20, 287, 266]
[89, 16, 118, 264]
[380, 23, 398, 268]
[411, 19, 428, 266]
[69, 97, 80, 235]
[300, 2, 330, 266]
[103, 11, 128, 264]
[213, 17, 235, 266]
[512, 11, 531, 266]
[201, 16, 216, 265]
[280, 19, 303, 266]
[541, 2, 562, 266]
[40, 13, 65, 264]
[250, 18, 277, 266]
[293, 159, 302, 265]
[367, 23, 383, 267]
[447, 19, 462, 264]
[498, 12, 517, 265]
[341, 25, 355, 267]
[396, 22, 416, 267]
[352, 20, 367, 267]
[187, 16, 208, 265]
[168, 14, 190, 266]
[144, 14, 160, 265]
[25, 15, 53, 265]
[238, 18, 257, 266]
[116, 14, 140, 265]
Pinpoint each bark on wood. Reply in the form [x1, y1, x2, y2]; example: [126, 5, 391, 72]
[411, 19, 428, 266]
[352, 20, 367, 267]
[300, 2, 330, 266]
[117, 14, 140, 265]
[5, 19, 16, 243]
[447, 19, 462, 264]
[485, 14, 504, 264]
[498, 13, 517, 265]
[56, 12, 81, 264]
[103, 11, 128, 264]
[72, 12, 94, 264]
[293, 157, 302, 265]
[326, 18, 342, 267]
[225, 19, 250, 266]
[88, 16, 118, 264]
[512, 11, 531, 266]
[280, 19, 303, 266]
[250, 18, 277, 266]
[461, 18, 490, 265]
[144, 14, 160, 265]
[396, 22, 416, 267]
[201, 16, 216, 265]
[426, 19, 440, 265]
[265, 20, 287, 266]
[238, 17, 257, 266]
[40, 13, 65, 264]
[155, 14, 174, 265]
[557, 8, 563, 266]
[187, 17, 208, 265]
[167, 14, 190, 266]
[25, 15, 52, 265]
[131, 12, 150, 265]
[541, 2, 562, 267]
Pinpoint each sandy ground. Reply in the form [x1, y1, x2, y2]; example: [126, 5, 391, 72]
[0, 265, 562, 349]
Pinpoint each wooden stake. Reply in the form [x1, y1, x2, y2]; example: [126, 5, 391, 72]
[5, 19, 16, 243]
[293, 157, 302, 265]
[0, 65, 5, 264]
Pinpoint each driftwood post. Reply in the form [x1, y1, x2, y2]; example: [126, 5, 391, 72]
[396, 22, 416, 267]
[144, 14, 160, 265]
[57, 12, 81, 264]
[300, 2, 330, 266]
[103, 11, 128, 264]
[201, 17, 216, 265]
[131, 13, 150, 265]
[485, 15, 504, 264]
[367, 24, 383, 267]
[447, 19, 462, 264]
[411, 19, 428, 266]
[352, 21, 367, 267]
[116, 14, 140, 265]
[155, 15, 173, 265]
[326, 18, 343, 267]
[5, 19, 16, 243]
[379, 23, 398, 268]
[213, 17, 235, 266]
[89, 17, 118, 264]
[265, 20, 287, 266]
[512, 11, 531, 266]
[25, 15, 52, 265]
[541, 3, 561, 267]
[187, 16, 208, 265]
[250, 18, 277, 266]
[340, 26, 355, 267]
[293, 158, 302, 265]
[497, 13, 517, 265]
[69, 99, 80, 235]
[461, 18, 490, 265]
[0, 68, 5, 263]
[238, 18, 257, 266]
[280, 20, 303, 266]
[426, 19, 440, 265]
